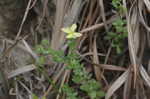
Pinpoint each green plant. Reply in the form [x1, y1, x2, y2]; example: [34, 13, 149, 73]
[35, 24, 105, 99]
[112, 0, 126, 14]
[105, 0, 128, 54]
[61, 24, 105, 99]
[35, 40, 59, 91]
[32, 93, 46, 99]
[35, 46, 54, 84]
[105, 18, 127, 53]
[62, 84, 78, 99]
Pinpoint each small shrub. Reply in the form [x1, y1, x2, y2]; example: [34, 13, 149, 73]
[35, 24, 105, 99]
[105, 0, 127, 54]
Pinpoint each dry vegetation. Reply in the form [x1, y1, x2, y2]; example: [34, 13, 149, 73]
[0, 0, 150, 99]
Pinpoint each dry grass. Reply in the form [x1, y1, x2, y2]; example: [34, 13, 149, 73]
[0, 0, 150, 99]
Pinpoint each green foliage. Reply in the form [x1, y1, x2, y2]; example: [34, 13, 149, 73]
[80, 80, 105, 99]
[105, 18, 127, 54]
[112, 19, 127, 33]
[35, 24, 105, 99]
[62, 85, 79, 99]
[105, 0, 128, 54]
[72, 67, 90, 84]
[35, 42, 56, 85]
[112, 0, 126, 14]
[32, 94, 39, 99]
[35, 33, 105, 98]
[62, 23, 105, 98]
[63, 40, 105, 99]
[32, 94, 46, 99]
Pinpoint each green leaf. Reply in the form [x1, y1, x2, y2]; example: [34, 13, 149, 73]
[116, 45, 121, 54]
[37, 56, 45, 65]
[89, 91, 97, 99]
[41, 39, 49, 46]
[42, 97, 46, 99]
[32, 94, 39, 99]
[98, 91, 105, 97]
[35, 45, 45, 54]
[62, 84, 78, 99]
[108, 32, 117, 38]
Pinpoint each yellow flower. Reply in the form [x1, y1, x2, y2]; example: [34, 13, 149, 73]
[61, 24, 82, 39]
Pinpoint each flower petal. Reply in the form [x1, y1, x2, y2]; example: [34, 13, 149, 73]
[61, 27, 72, 34]
[73, 32, 82, 37]
[66, 33, 82, 39]
[66, 34, 74, 39]
[71, 24, 77, 32]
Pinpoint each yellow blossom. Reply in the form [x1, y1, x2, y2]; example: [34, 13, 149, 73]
[61, 24, 82, 39]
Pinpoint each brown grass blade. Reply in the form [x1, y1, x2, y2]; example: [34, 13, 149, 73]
[143, 0, 150, 12]
[140, 65, 150, 87]
[93, 35, 102, 81]
[105, 69, 130, 99]
[98, 64, 126, 71]
[98, 0, 108, 31]
[7, 64, 36, 79]
[126, 1, 138, 86]
[51, 0, 67, 50]
[16, 0, 32, 39]
[123, 68, 132, 99]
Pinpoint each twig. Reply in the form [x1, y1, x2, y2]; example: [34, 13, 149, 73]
[80, 15, 117, 33]
[16, 0, 32, 39]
